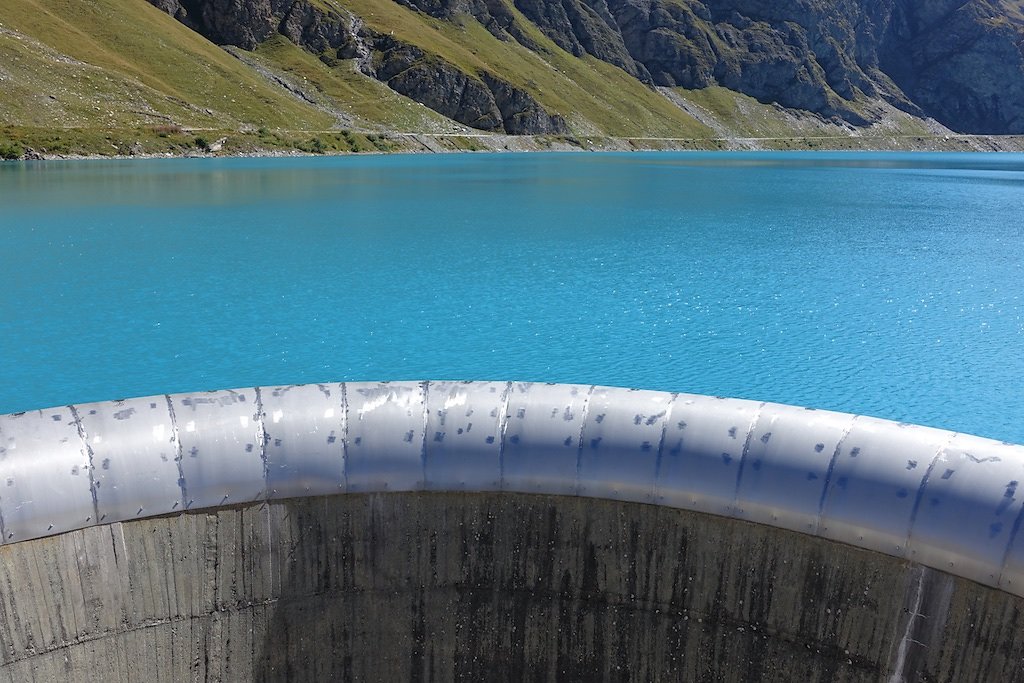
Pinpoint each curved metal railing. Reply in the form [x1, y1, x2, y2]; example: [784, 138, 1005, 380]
[1, 381, 1022, 595]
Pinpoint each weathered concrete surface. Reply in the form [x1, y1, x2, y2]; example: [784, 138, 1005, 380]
[1, 493, 1023, 681]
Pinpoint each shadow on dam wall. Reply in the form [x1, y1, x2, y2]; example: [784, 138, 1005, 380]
[2, 492, 1024, 682]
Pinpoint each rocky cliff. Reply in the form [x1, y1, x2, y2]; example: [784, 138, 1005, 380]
[516, 0, 1024, 132]
[150, 0, 567, 133]
[878, 0, 1024, 133]
[148, 0, 1024, 135]
[94, 0, 1024, 136]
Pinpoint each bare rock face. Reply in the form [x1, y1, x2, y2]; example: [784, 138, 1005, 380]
[159, 0, 354, 51]
[147, 0, 566, 134]
[553, 0, 1024, 132]
[393, 0, 649, 80]
[481, 73, 570, 134]
[503, 0, 1024, 132]
[275, 1, 354, 53]
[147, 0, 1024, 134]
[599, 0, 895, 124]
[372, 40, 505, 130]
[712, 17, 838, 118]
[370, 39, 568, 133]
[611, 0, 718, 88]
[510, 0, 652, 81]
[878, 0, 1024, 134]
[148, 0, 189, 20]
[169, 0, 275, 49]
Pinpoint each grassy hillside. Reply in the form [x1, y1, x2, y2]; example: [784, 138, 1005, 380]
[671, 87, 936, 140]
[249, 35, 460, 133]
[0, 0, 709, 140]
[328, 0, 712, 137]
[0, 0, 333, 130]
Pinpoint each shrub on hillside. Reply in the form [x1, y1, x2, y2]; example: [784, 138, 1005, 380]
[0, 142, 23, 160]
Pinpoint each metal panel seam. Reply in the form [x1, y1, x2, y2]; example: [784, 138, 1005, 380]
[905, 432, 958, 556]
[165, 394, 187, 510]
[496, 382, 512, 489]
[651, 393, 678, 502]
[573, 386, 597, 496]
[68, 404, 100, 525]
[254, 386, 268, 501]
[815, 415, 858, 535]
[731, 402, 766, 516]
[419, 381, 430, 491]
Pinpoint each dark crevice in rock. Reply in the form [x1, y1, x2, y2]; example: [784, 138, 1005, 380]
[481, 72, 569, 133]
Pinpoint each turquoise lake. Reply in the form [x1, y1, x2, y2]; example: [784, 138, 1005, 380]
[1, 152, 1022, 443]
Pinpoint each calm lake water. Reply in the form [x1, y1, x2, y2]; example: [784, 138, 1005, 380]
[1, 152, 1022, 443]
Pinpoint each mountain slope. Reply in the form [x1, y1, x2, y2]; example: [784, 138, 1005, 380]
[151, 0, 715, 136]
[145, 0, 1024, 135]
[371, 0, 1024, 133]
[878, 0, 1024, 132]
[0, 0, 335, 129]
[1, 0, 1023, 156]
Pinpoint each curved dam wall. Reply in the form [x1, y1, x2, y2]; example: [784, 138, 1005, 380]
[1, 381, 1024, 681]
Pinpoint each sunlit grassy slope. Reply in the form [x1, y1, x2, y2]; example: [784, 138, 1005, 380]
[326, 0, 712, 137]
[673, 86, 935, 140]
[0, 0, 332, 129]
[249, 35, 460, 133]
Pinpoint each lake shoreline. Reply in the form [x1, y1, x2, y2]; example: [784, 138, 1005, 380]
[4, 128, 1024, 162]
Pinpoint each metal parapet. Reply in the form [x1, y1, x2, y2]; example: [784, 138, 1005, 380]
[2, 381, 1023, 594]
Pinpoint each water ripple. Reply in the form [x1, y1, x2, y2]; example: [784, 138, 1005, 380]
[0, 152, 1022, 443]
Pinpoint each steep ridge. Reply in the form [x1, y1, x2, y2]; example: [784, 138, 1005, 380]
[380, 0, 1024, 132]
[145, 0, 1024, 134]
[147, 0, 567, 133]
[145, 0, 708, 135]
[877, 0, 1024, 133]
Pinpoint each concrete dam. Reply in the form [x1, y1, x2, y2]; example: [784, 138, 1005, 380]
[1, 381, 1023, 681]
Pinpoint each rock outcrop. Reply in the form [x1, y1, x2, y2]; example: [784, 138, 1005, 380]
[613, 0, 1024, 132]
[149, 0, 566, 134]
[148, 0, 351, 51]
[877, 0, 1024, 134]
[603, 0, 882, 120]
[148, 0, 1024, 134]
[368, 37, 567, 133]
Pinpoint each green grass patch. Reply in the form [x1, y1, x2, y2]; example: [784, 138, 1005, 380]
[674, 86, 937, 141]
[0, 125, 206, 156]
[671, 86, 827, 139]
[446, 136, 487, 151]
